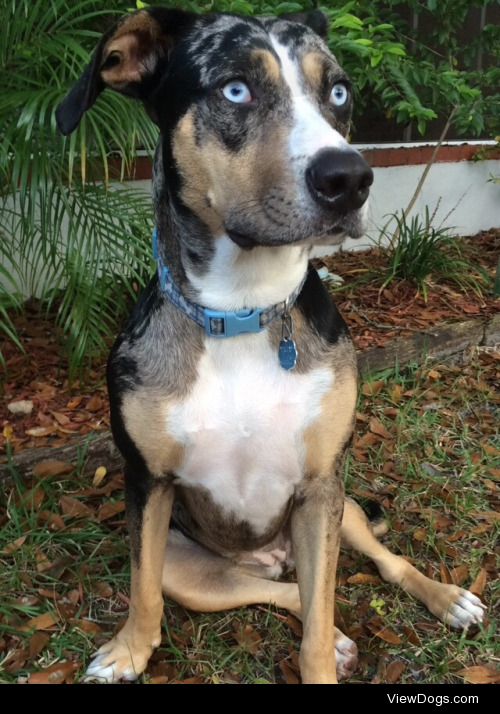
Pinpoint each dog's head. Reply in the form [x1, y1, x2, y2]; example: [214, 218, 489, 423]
[57, 7, 373, 249]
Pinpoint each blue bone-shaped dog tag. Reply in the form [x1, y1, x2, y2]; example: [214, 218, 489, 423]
[279, 338, 297, 370]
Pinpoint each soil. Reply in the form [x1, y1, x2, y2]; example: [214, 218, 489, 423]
[1, 229, 498, 460]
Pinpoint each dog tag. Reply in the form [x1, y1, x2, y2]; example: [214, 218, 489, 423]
[279, 337, 297, 370]
[279, 309, 297, 370]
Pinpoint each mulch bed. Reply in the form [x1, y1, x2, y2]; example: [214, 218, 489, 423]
[1, 229, 498, 461]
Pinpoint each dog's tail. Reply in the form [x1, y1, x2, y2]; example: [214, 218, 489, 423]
[359, 499, 389, 538]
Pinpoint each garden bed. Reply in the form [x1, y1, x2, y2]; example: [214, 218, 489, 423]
[1, 229, 498, 468]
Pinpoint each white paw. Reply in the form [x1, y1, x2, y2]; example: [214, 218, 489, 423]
[335, 632, 358, 680]
[84, 632, 156, 683]
[445, 590, 486, 630]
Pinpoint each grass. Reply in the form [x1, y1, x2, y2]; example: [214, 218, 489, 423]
[378, 210, 490, 301]
[0, 350, 498, 684]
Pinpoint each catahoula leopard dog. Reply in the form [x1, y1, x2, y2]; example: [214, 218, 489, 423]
[56, 6, 485, 684]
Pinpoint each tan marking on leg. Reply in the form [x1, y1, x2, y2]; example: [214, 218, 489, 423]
[121, 391, 183, 477]
[162, 530, 301, 614]
[341, 499, 485, 627]
[303, 364, 357, 477]
[86, 485, 174, 682]
[291, 486, 343, 684]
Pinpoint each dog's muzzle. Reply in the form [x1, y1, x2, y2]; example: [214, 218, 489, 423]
[306, 148, 373, 214]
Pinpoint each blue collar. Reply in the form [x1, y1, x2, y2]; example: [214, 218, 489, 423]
[153, 227, 306, 339]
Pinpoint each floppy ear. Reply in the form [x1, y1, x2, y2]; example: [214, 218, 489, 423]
[56, 8, 195, 135]
[281, 9, 329, 39]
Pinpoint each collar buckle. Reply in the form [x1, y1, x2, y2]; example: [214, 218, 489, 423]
[204, 308, 263, 337]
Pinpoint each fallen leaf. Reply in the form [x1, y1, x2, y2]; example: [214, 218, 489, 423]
[367, 622, 402, 645]
[8, 400, 34, 416]
[87, 395, 104, 412]
[386, 660, 406, 683]
[1, 535, 27, 555]
[93, 465, 107, 487]
[38, 510, 65, 531]
[66, 396, 83, 410]
[347, 573, 381, 586]
[32, 460, 74, 478]
[59, 496, 94, 519]
[28, 661, 77, 685]
[279, 659, 300, 684]
[450, 564, 469, 586]
[457, 665, 500, 684]
[97, 500, 125, 522]
[51, 411, 70, 426]
[25, 426, 56, 438]
[28, 632, 51, 659]
[440, 562, 453, 585]
[369, 417, 392, 440]
[19, 612, 59, 632]
[233, 624, 262, 654]
[70, 619, 102, 634]
[286, 614, 303, 638]
[469, 568, 487, 597]
[362, 380, 385, 397]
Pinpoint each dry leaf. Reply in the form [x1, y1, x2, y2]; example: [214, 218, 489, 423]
[368, 623, 402, 645]
[71, 619, 102, 634]
[25, 426, 56, 437]
[87, 395, 104, 412]
[2, 535, 27, 555]
[38, 510, 65, 531]
[457, 665, 500, 684]
[362, 380, 385, 397]
[97, 500, 125, 522]
[33, 460, 74, 478]
[20, 612, 59, 632]
[469, 568, 487, 597]
[59, 496, 93, 519]
[279, 659, 300, 684]
[440, 562, 453, 585]
[233, 624, 262, 654]
[286, 614, 303, 638]
[386, 660, 406, 683]
[450, 564, 469, 586]
[51, 411, 70, 426]
[347, 572, 381, 586]
[8, 400, 34, 416]
[93, 466, 107, 487]
[28, 632, 50, 659]
[28, 661, 77, 685]
[369, 417, 392, 440]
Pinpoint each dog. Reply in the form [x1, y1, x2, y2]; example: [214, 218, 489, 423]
[56, 7, 485, 684]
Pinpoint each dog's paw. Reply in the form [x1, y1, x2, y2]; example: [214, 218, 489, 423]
[335, 630, 358, 680]
[443, 588, 486, 630]
[85, 628, 160, 683]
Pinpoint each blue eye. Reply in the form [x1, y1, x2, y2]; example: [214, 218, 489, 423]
[222, 80, 252, 104]
[330, 83, 349, 107]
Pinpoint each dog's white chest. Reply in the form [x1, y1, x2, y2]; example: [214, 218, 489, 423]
[168, 334, 333, 534]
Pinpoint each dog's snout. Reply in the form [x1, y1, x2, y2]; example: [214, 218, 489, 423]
[306, 149, 374, 213]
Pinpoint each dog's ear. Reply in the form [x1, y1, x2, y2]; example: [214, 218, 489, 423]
[281, 10, 329, 40]
[56, 8, 196, 135]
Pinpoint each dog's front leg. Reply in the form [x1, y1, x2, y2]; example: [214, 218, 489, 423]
[292, 474, 344, 684]
[86, 467, 173, 683]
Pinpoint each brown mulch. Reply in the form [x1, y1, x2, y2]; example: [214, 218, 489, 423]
[1, 230, 499, 459]
[318, 228, 499, 350]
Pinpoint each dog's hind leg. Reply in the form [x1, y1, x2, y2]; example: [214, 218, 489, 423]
[341, 499, 486, 628]
[162, 530, 358, 681]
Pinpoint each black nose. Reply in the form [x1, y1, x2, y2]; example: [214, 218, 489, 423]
[306, 148, 374, 213]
